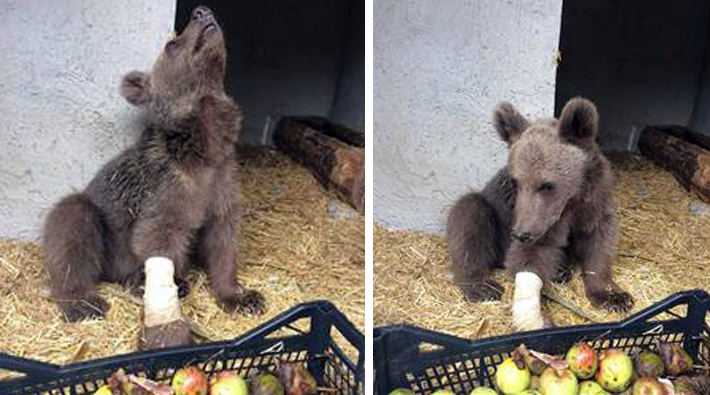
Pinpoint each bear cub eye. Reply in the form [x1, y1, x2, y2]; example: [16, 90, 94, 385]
[510, 177, 518, 189]
[539, 182, 555, 193]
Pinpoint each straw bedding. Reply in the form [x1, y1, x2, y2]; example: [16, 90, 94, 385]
[0, 149, 364, 376]
[374, 153, 710, 339]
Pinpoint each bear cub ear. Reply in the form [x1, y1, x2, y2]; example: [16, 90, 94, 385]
[493, 102, 530, 145]
[119, 71, 151, 106]
[558, 97, 599, 149]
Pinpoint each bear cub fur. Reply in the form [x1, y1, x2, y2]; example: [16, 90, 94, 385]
[447, 97, 633, 313]
[43, 6, 265, 322]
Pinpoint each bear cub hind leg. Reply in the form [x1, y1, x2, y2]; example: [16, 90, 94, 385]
[447, 192, 505, 302]
[43, 193, 110, 322]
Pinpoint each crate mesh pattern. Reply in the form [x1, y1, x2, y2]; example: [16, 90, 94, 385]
[1, 301, 364, 395]
[374, 290, 710, 395]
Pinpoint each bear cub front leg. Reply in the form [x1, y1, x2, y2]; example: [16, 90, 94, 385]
[568, 222, 634, 313]
[447, 192, 505, 302]
[505, 241, 563, 331]
[198, 215, 265, 315]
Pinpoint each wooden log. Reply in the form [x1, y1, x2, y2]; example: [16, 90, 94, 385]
[274, 118, 365, 213]
[638, 126, 710, 203]
[289, 116, 365, 148]
[646, 125, 710, 152]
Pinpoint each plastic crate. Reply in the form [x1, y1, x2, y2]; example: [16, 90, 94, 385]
[0, 300, 364, 395]
[374, 289, 710, 394]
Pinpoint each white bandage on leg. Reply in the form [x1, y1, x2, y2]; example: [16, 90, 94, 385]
[512, 272, 545, 332]
[143, 257, 182, 327]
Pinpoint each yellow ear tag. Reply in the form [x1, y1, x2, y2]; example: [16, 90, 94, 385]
[168, 32, 177, 41]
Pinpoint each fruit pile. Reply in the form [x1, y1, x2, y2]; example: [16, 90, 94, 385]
[93, 361, 322, 395]
[389, 342, 710, 395]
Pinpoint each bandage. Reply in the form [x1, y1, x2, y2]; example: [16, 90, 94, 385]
[143, 257, 181, 327]
[512, 271, 545, 331]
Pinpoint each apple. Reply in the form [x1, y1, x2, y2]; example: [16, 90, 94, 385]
[495, 357, 531, 394]
[539, 368, 578, 395]
[469, 387, 497, 395]
[631, 377, 666, 395]
[596, 349, 633, 393]
[210, 371, 248, 395]
[634, 351, 665, 378]
[578, 380, 609, 395]
[567, 343, 598, 379]
[172, 366, 208, 395]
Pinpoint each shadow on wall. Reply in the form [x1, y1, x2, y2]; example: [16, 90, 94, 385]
[176, 0, 365, 145]
[555, 0, 710, 152]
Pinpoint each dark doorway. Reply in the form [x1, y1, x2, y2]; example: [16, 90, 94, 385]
[555, 0, 710, 151]
[176, 0, 365, 145]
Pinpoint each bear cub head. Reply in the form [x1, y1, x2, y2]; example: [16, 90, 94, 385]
[493, 97, 601, 244]
[119, 6, 228, 121]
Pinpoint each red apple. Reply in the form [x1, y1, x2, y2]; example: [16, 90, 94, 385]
[172, 366, 208, 395]
[566, 343, 598, 379]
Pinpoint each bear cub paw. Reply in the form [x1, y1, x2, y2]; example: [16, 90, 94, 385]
[219, 289, 266, 315]
[552, 267, 574, 284]
[461, 279, 504, 302]
[61, 294, 110, 322]
[589, 290, 634, 313]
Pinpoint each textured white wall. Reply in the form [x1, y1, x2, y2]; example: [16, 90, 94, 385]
[374, 0, 563, 233]
[0, 0, 175, 240]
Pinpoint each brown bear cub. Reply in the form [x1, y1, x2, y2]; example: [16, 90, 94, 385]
[43, 6, 265, 322]
[447, 97, 633, 321]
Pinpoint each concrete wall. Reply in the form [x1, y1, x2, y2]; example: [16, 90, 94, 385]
[374, 0, 563, 233]
[176, 0, 358, 145]
[0, 0, 175, 240]
[330, 0, 366, 133]
[555, 0, 710, 151]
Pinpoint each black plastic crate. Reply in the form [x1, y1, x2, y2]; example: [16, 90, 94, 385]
[374, 289, 710, 394]
[0, 300, 364, 395]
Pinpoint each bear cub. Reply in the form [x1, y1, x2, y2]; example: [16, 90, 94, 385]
[447, 97, 633, 316]
[43, 6, 265, 322]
